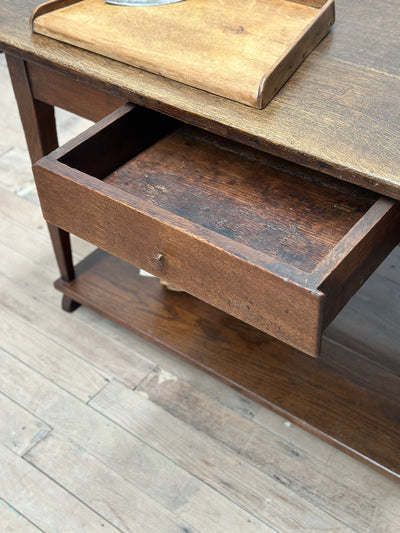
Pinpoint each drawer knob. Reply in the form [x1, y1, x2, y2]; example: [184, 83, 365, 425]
[153, 253, 164, 263]
[151, 252, 165, 270]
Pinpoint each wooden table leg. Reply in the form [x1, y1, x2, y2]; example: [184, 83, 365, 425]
[6, 54, 79, 310]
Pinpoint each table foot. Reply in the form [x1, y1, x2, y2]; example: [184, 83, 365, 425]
[62, 294, 81, 313]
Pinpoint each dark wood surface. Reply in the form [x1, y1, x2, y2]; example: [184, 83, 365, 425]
[1, 0, 400, 200]
[27, 61, 126, 122]
[104, 128, 374, 273]
[54, 247, 400, 481]
[5, 54, 76, 284]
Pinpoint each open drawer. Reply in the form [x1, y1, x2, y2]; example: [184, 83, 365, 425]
[33, 104, 400, 356]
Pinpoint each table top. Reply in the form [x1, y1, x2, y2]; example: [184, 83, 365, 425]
[1, 0, 400, 200]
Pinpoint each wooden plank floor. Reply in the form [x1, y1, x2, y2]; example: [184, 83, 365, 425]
[0, 53, 399, 532]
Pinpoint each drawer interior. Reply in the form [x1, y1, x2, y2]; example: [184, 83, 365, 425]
[34, 104, 400, 356]
[101, 130, 376, 274]
[58, 106, 378, 275]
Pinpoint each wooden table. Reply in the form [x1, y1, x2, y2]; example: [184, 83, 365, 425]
[1, 0, 399, 480]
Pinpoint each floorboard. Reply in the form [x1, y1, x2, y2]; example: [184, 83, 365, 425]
[90, 380, 349, 532]
[0, 392, 50, 457]
[25, 432, 201, 533]
[0, 443, 119, 532]
[0, 498, 43, 533]
[136, 369, 400, 531]
[1, 275, 156, 388]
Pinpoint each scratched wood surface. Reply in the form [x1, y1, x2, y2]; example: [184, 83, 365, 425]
[1, 0, 400, 200]
[1, 54, 400, 532]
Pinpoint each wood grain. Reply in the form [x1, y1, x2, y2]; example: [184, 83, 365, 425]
[0, 350, 275, 533]
[0, 307, 107, 402]
[34, 123, 327, 356]
[138, 368, 400, 532]
[90, 379, 352, 532]
[0, 275, 156, 388]
[0, 442, 119, 532]
[316, 0, 400, 77]
[27, 61, 126, 121]
[0, 499, 42, 533]
[0, 392, 50, 456]
[104, 127, 374, 272]
[32, 0, 335, 108]
[6, 55, 77, 285]
[0, 211, 69, 272]
[287, 0, 329, 6]
[1, 190, 398, 530]
[0, 186, 95, 260]
[5, 54, 57, 164]
[325, 273, 400, 376]
[1, 1, 400, 198]
[25, 432, 201, 533]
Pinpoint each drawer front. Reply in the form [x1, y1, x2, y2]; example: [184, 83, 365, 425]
[34, 161, 324, 356]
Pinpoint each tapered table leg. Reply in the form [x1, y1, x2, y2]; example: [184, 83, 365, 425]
[6, 54, 79, 310]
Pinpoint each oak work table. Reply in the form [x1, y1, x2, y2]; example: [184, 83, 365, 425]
[1, 0, 399, 480]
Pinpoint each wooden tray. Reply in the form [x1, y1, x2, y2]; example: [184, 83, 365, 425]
[31, 0, 335, 108]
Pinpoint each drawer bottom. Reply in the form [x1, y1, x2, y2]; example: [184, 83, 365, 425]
[55, 247, 400, 482]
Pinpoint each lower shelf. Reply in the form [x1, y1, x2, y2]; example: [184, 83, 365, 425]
[55, 248, 400, 481]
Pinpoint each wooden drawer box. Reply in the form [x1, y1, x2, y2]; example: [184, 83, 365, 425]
[33, 104, 400, 356]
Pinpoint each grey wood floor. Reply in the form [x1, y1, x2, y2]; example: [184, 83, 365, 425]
[0, 53, 399, 533]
